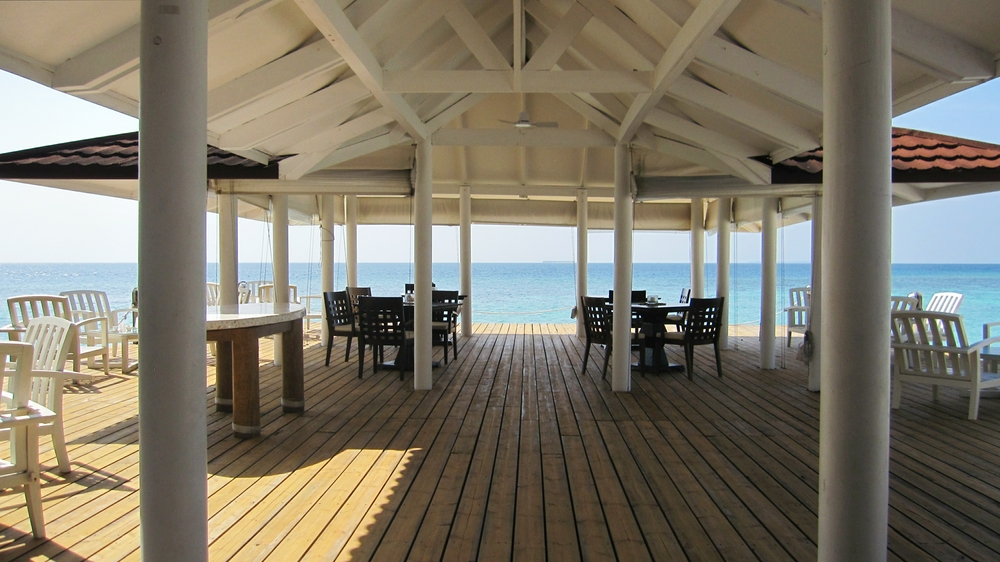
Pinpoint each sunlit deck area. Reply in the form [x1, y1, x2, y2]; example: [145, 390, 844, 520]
[2, 325, 1000, 560]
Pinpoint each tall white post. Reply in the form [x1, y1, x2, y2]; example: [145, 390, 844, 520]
[611, 144, 633, 392]
[819, 0, 892, 558]
[716, 197, 732, 350]
[272, 194, 289, 365]
[576, 188, 588, 338]
[807, 195, 823, 392]
[459, 185, 473, 337]
[218, 187, 238, 306]
[320, 195, 337, 345]
[414, 141, 434, 390]
[345, 194, 359, 287]
[760, 197, 778, 369]
[138, 0, 208, 559]
[690, 197, 705, 298]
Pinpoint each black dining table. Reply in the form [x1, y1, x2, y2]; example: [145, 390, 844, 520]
[630, 301, 690, 373]
[379, 299, 465, 370]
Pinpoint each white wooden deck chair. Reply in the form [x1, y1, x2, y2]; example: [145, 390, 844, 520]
[206, 282, 221, 306]
[241, 281, 267, 303]
[61, 290, 137, 363]
[891, 311, 1000, 420]
[891, 295, 919, 312]
[785, 286, 810, 346]
[258, 284, 299, 304]
[925, 292, 963, 314]
[8, 295, 109, 376]
[20, 316, 94, 473]
[0, 341, 57, 538]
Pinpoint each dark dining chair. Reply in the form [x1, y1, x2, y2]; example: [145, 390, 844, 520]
[581, 296, 616, 380]
[656, 297, 725, 379]
[356, 296, 412, 381]
[323, 291, 358, 365]
[609, 289, 647, 335]
[432, 290, 460, 363]
[664, 287, 692, 329]
[404, 282, 436, 293]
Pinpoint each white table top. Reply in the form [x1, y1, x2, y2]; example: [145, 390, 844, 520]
[206, 303, 306, 331]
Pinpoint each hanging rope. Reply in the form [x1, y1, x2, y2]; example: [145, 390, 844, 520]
[732, 217, 739, 350]
[779, 207, 787, 368]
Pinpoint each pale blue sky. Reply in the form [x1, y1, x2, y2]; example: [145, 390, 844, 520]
[1, 69, 999, 264]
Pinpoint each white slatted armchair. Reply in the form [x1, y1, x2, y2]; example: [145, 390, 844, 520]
[8, 295, 109, 376]
[61, 290, 137, 368]
[891, 311, 1000, 420]
[785, 287, 810, 346]
[925, 292, 963, 314]
[0, 341, 57, 538]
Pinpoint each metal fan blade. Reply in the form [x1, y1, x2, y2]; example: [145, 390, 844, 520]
[497, 119, 517, 125]
[534, 121, 559, 128]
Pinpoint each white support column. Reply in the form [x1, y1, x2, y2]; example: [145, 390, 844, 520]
[576, 188, 588, 338]
[218, 187, 238, 306]
[819, 0, 892, 558]
[716, 197, 732, 350]
[320, 195, 337, 345]
[345, 195, 359, 288]
[611, 144, 633, 392]
[690, 197, 705, 298]
[760, 197, 778, 369]
[272, 194, 289, 365]
[138, 1, 208, 559]
[459, 185, 473, 337]
[807, 195, 823, 392]
[414, 141, 434, 390]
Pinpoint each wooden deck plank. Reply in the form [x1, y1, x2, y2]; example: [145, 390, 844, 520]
[6, 324, 1000, 561]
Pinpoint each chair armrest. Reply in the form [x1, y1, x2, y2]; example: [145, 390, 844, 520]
[75, 316, 109, 331]
[30, 369, 95, 383]
[0, 403, 57, 427]
[968, 335, 1000, 353]
[984, 322, 1000, 339]
[892, 335, 1000, 355]
[784, 305, 809, 313]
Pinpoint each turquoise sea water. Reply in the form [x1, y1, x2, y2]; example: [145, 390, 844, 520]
[1, 262, 999, 335]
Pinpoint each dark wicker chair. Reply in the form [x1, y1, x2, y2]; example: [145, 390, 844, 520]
[657, 297, 725, 379]
[323, 291, 358, 365]
[356, 296, 412, 381]
[432, 290, 460, 363]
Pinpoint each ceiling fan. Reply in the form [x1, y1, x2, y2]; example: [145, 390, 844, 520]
[498, 111, 558, 129]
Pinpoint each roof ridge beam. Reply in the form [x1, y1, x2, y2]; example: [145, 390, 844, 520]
[444, 3, 512, 71]
[431, 128, 614, 147]
[295, 0, 429, 140]
[617, 0, 742, 143]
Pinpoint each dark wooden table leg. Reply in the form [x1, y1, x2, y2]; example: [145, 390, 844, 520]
[231, 330, 260, 438]
[282, 319, 305, 413]
[214, 340, 233, 413]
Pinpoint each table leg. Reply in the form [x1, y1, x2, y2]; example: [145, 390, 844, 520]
[282, 319, 304, 413]
[231, 332, 260, 438]
[215, 340, 233, 413]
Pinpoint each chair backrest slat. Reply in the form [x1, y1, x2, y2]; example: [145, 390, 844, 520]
[890, 295, 919, 312]
[7, 295, 73, 328]
[324, 291, 354, 328]
[357, 296, 407, 346]
[683, 297, 725, 345]
[926, 292, 963, 314]
[891, 311, 972, 380]
[581, 296, 613, 345]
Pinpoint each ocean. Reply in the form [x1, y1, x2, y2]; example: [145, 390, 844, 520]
[1, 262, 999, 336]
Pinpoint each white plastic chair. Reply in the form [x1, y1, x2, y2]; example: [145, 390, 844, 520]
[258, 284, 299, 304]
[61, 290, 137, 367]
[785, 286, 810, 346]
[20, 316, 93, 473]
[925, 292, 963, 314]
[891, 295, 919, 312]
[206, 282, 221, 306]
[8, 295, 109, 376]
[0, 341, 57, 538]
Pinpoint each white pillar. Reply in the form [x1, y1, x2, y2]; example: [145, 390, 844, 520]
[345, 195, 358, 287]
[459, 185, 473, 337]
[760, 197, 778, 369]
[414, 141, 434, 390]
[690, 197, 705, 298]
[138, 1, 208, 559]
[819, 0, 892, 558]
[807, 195, 823, 392]
[218, 187, 238, 306]
[716, 197, 732, 350]
[272, 194, 289, 365]
[576, 188, 588, 338]
[320, 195, 337, 345]
[611, 144, 632, 392]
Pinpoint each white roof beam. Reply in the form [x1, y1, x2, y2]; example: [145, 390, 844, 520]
[617, 0, 741, 143]
[424, 94, 489, 134]
[555, 94, 619, 138]
[367, 0, 461, 62]
[207, 38, 342, 122]
[576, 0, 662, 64]
[892, 183, 926, 203]
[264, 99, 370, 154]
[0, 46, 53, 86]
[667, 75, 820, 155]
[382, 70, 651, 92]
[280, 126, 410, 180]
[514, 0, 525, 90]
[286, 108, 396, 155]
[388, 0, 512, 71]
[633, 127, 739, 176]
[522, 2, 592, 71]
[431, 128, 614, 147]
[296, 0, 428, 140]
[217, 76, 370, 150]
[52, 0, 282, 95]
[445, 3, 512, 71]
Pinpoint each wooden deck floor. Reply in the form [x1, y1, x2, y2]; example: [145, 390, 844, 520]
[2, 324, 1000, 560]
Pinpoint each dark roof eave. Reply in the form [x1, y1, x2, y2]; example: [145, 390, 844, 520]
[771, 166, 1000, 185]
[0, 163, 280, 181]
